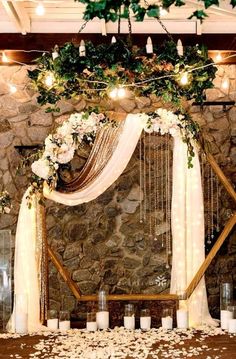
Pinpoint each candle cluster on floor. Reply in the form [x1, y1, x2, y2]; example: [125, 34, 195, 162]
[0, 326, 234, 359]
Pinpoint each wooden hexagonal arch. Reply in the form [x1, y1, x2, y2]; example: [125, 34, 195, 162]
[40, 139, 236, 319]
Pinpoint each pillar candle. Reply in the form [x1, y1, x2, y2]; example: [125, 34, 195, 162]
[177, 309, 189, 329]
[124, 316, 135, 330]
[15, 313, 28, 334]
[59, 320, 70, 331]
[47, 318, 58, 330]
[228, 319, 236, 334]
[96, 311, 109, 330]
[221, 310, 233, 330]
[161, 316, 173, 330]
[87, 321, 97, 331]
[79, 40, 86, 57]
[140, 316, 151, 330]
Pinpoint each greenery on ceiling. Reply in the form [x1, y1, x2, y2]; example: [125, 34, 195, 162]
[28, 39, 216, 113]
[75, 0, 236, 22]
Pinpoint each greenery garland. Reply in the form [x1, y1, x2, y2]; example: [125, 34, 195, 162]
[75, 0, 236, 22]
[28, 39, 216, 113]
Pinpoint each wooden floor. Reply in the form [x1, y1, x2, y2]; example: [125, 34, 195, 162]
[0, 330, 235, 358]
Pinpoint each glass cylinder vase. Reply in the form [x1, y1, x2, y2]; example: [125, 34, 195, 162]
[124, 304, 135, 330]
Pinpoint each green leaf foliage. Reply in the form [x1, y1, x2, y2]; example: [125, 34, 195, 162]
[74, 0, 235, 21]
[28, 39, 217, 113]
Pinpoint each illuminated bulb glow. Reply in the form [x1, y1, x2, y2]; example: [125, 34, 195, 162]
[160, 6, 168, 17]
[109, 87, 126, 99]
[36, 2, 45, 16]
[9, 84, 17, 94]
[2, 52, 9, 63]
[45, 73, 54, 87]
[221, 78, 229, 90]
[215, 52, 222, 62]
[180, 72, 189, 86]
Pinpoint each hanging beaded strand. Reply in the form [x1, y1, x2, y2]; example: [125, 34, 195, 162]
[153, 133, 158, 241]
[160, 136, 164, 248]
[148, 132, 153, 238]
[139, 136, 143, 224]
[207, 163, 212, 244]
[143, 131, 147, 223]
[216, 174, 220, 232]
[210, 166, 215, 241]
[165, 134, 171, 268]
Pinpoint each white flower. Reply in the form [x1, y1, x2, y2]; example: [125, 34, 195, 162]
[4, 207, 11, 214]
[56, 145, 75, 164]
[32, 158, 52, 180]
[57, 122, 73, 137]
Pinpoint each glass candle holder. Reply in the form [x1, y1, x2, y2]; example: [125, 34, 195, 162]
[124, 304, 135, 330]
[87, 312, 97, 331]
[59, 310, 70, 331]
[220, 283, 233, 330]
[227, 305, 236, 333]
[140, 308, 151, 330]
[161, 308, 173, 330]
[15, 293, 28, 334]
[97, 290, 109, 329]
[47, 309, 58, 330]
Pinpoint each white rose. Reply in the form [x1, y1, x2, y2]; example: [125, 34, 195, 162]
[31, 158, 52, 180]
[56, 146, 75, 164]
[57, 122, 73, 137]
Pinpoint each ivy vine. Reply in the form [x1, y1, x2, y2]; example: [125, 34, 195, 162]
[75, 0, 236, 22]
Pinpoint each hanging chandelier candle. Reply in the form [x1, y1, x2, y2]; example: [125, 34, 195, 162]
[79, 40, 86, 57]
[177, 39, 184, 57]
[146, 37, 153, 54]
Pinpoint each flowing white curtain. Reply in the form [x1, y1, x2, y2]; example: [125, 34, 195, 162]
[7, 189, 43, 332]
[8, 114, 144, 332]
[170, 136, 216, 326]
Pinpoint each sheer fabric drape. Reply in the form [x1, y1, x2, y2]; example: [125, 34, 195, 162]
[170, 136, 217, 326]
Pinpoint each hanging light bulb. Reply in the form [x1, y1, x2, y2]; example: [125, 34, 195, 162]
[45, 73, 54, 87]
[160, 6, 169, 17]
[179, 72, 189, 86]
[221, 77, 229, 90]
[109, 86, 126, 99]
[215, 52, 222, 63]
[36, 2, 45, 16]
[2, 51, 9, 63]
[9, 84, 17, 94]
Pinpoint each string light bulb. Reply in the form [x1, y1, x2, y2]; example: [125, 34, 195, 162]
[179, 72, 189, 86]
[109, 86, 126, 99]
[221, 77, 229, 90]
[36, 2, 45, 16]
[160, 6, 169, 17]
[215, 52, 222, 63]
[2, 52, 9, 63]
[9, 84, 17, 94]
[45, 73, 55, 87]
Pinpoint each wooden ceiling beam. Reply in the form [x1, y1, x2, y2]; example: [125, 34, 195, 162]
[1, 0, 31, 35]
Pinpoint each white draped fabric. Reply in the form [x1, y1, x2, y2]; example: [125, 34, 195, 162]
[43, 114, 144, 205]
[170, 136, 216, 326]
[8, 114, 214, 333]
[7, 189, 43, 332]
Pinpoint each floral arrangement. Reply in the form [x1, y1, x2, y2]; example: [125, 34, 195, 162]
[27, 111, 111, 205]
[28, 108, 199, 206]
[0, 190, 12, 214]
[28, 40, 216, 113]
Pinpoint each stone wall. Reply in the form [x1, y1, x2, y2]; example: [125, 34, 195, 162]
[0, 64, 235, 320]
